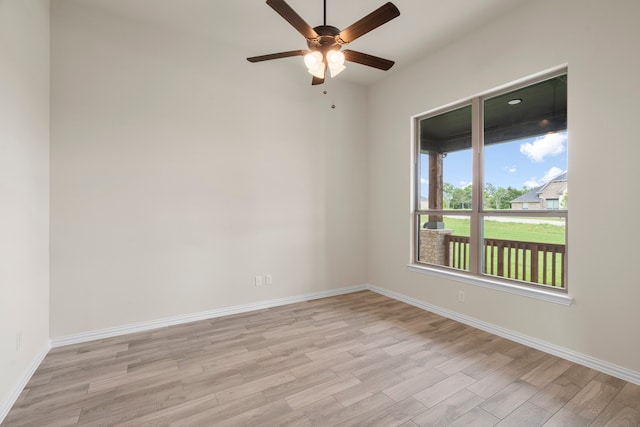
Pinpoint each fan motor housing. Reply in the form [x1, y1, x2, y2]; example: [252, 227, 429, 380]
[308, 25, 342, 51]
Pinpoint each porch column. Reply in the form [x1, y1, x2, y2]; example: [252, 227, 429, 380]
[426, 152, 444, 229]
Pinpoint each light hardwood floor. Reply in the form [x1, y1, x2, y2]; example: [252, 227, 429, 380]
[3, 291, 640, 426]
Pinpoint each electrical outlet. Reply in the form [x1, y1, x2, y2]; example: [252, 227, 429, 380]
[265, 274, 273, 285]
[458, 290, 465, 303]
[255, 276, 263, 287]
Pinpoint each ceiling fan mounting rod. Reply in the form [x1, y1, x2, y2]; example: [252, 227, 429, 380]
[323, 0, 326, 26]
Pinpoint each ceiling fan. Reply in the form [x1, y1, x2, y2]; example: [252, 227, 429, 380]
[247, 0, 400, 85]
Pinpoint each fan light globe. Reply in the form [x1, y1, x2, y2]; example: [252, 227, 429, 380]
[304, 51, 323, 69]
[327, 50, 345, 66]
[304, 51, 325, 79]
[327, 50, 346, 77]
[327, 50, 347, 78]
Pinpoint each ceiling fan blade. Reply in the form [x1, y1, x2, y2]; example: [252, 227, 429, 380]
[343, 50, 395, 70]
[247, 50, 308, 62]
[338, 2, 400, 44]
[266, 0, 318, 39]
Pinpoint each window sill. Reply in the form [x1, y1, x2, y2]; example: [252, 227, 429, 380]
[407, 264, 574, 306]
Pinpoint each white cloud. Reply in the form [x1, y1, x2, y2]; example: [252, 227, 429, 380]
[520, 133, 566, 162]
[420, 178, 428, 185]
[459, 181, 471, 188]
[541, 166, 564, 182]
[504, 166, 517, 173]
[524, 179, 540, 188]
[523, 167, 565, 188]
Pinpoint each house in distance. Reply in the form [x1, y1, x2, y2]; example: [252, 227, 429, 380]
[510, 171, 567, 210]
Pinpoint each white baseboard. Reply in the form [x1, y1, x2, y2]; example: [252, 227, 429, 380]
[366, 284, 640, 386]
[0, 343, 51, 425]
[50, 285, 367, 348]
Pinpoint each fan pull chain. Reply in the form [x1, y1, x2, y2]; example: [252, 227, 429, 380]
[323, 89, 336, 109]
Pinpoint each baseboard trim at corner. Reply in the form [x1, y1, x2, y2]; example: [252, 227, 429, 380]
[50, 284, 368, 348]
[0, 343, 50, 425]
[366, 284, 640, 386]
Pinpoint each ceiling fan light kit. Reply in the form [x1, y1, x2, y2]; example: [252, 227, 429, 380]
[326, 50, 346, 77]
[304, 51, 325, 78]
[247, 0, 400, 85]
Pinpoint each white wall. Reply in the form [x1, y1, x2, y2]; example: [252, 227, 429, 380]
[0, 0, 50, 414]
[368, 0, 640, 373]
[50, 1, 368, 336]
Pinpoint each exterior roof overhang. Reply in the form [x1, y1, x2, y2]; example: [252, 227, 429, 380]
[420, 75, 567, 154]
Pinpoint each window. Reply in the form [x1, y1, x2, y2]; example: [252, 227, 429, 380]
[413, 70, 568, 292]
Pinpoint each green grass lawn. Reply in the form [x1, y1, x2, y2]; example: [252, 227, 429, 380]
[423, 216, 565, 244]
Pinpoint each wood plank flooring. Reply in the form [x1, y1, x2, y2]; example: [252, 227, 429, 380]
[3, 291, 640, 426]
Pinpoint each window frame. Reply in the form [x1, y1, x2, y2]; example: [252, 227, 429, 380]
[409, 68, 572, 305]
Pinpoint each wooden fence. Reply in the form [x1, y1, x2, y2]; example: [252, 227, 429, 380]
[444, 235, 566, 287]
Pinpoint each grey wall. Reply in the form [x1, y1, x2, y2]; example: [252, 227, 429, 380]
[0, 0, 50, 413]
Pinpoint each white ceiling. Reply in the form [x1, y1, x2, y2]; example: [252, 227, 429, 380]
[79, 0, 530, 86]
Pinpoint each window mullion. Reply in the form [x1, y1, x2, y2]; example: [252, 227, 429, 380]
[469, 97, 483, 275]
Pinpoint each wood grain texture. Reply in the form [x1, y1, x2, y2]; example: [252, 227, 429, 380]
[3, 291, 639, 426]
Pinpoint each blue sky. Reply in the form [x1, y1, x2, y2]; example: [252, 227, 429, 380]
[420, 131, 567, 195]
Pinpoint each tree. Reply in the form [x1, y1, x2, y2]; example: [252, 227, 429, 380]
[484, 184, 529, 210]
[560, 190, 568, 209]
[450, 187, 464, 209]
[444, 182, 527, 210]
[449, 185, 472, 209]
[443, 182, 455, 209]
[500, 186, 528, 209]
[484, 183, 498, 209]
[462, 185, 472, 209]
